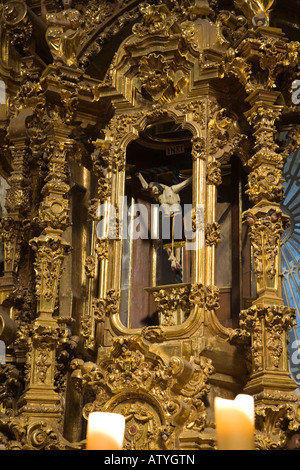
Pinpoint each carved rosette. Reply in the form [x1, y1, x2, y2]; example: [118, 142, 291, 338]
[70, 336, 214, 450]
[247, 165, 284, 205]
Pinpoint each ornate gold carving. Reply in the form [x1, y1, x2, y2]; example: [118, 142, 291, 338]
[247, 165, 284, 204]
[152, 285, 190, 326]
[95, 238, 109, 260]
[138, 53, 174, 103]
[84, 255, 96, 279]
[207, 161, 222, 186]
[141, 326, 167, 344]
[189, 282, 205, 308]
[132, 4, 175, 38]
[5, 146, 30, 217]
[0, 217, 21, 274]
[177, 101, 245, 162]
[234, 0, 275, 27]
[2, 0, 32, 53]
[255, 403, 300, 450]
[205, 222, 221, 246]
[240, 304, 296, 373]
[30, 234, 71, 317]
[0, 415, 83, 450]
[71, 336, 214, 450]
[191, 136, 205, 160]
[244, 207, 288, 294]
[38, 140, 71, 231]
[41, 0, 83, 67]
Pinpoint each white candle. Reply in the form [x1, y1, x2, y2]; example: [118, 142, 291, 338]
[214, 394, 255, 450]
[86, 412, 125, 450]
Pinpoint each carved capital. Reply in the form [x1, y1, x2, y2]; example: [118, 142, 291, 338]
[255, 403, 300, 450]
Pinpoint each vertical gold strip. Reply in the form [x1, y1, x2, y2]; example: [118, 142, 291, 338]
[193, 156, 206, 284]
[206, 182, 216, 286]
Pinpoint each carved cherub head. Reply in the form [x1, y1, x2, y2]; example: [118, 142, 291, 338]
[244, 211, 256, 226]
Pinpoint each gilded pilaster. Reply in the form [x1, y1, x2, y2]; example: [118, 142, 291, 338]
[0, 139, 30, 301]
[21, 125, 72, 425]
[231, 28, 300, 447]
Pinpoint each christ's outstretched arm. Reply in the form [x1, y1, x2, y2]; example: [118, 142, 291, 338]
[136, 172, 149, 191]
[171, 176, 192, 194]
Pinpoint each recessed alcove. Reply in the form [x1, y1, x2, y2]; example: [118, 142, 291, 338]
[120, 119, 193, 328]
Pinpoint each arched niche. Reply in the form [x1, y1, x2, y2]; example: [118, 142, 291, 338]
[94, 106, 210, 338]
[119, 118, 194, 329]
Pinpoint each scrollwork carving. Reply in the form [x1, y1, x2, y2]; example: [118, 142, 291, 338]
[152, 285, 190, 326]
[240, 304, 296, 373]
[205, 222, 221, 246]
[132, 3, 175, 37]
[70, 336, 214, 450]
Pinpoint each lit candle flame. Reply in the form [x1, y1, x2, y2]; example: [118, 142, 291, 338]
[86, 412, 126, 450]
[214, 394, 255, 450]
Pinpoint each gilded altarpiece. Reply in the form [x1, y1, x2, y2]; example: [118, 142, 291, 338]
[0, 0, 300, 451]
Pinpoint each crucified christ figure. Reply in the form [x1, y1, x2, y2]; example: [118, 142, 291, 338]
[136, 172, 192, 272]
[136, 172, 192, 214]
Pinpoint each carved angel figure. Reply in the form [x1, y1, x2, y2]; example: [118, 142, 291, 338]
[41, 0, 82, 67]
[234, 0, 276, 26]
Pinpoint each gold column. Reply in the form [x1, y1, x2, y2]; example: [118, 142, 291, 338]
[241, 89, 297, 403]
[191, 136, 206, 285]
[20, 125, 72, 424]
[0, 137, 29, 303]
